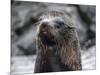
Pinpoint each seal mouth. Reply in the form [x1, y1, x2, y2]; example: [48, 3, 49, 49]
[39, 31, 56, 46]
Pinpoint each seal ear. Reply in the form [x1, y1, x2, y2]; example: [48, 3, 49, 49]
[67, 22, 76, 29]
[63, 15, 76, 29]
[65, 21, 76, 29]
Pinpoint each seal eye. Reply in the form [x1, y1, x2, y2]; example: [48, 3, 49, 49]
[55, 21, 65, 28]
[55, 25, 60, 28]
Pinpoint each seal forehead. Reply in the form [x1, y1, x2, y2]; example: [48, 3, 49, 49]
[41, 17, 64, 22]
[39, 11, 64, 20]
[38, 11, 75, 28]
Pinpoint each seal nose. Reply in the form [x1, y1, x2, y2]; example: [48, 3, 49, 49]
[42, 22, 49, 28]
[40, 22, 49, 33]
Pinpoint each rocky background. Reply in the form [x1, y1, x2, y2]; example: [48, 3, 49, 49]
[11, 0, 96, 74]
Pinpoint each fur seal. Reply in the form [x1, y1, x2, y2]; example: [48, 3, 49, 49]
[34, 11, 82, 73]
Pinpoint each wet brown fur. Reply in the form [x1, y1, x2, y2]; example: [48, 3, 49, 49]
[34, 11, 82, 73]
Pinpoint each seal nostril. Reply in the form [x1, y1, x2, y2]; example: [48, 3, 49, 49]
[42, 24, 46, 28]
[42, 22, 48, 28]
[40, 22, 49, 33]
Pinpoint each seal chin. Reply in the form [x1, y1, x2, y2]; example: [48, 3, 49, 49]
[39, 31, 56, 46]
